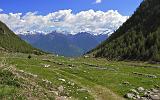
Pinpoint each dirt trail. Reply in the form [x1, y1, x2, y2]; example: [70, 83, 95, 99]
[55, 69, 124, 100]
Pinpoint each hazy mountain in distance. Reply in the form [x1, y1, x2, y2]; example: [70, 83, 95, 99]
[19, 31, 108, 57]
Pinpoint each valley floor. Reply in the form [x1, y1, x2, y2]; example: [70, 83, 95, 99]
[0, 53, 160, 100]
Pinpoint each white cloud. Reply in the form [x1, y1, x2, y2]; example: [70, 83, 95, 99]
[95, 0, 102, 4]
[0, 9, 3, 12]
[0, 9, 129, 35]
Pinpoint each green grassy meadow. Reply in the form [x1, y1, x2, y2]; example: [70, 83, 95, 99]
[0, 53, 160, 100]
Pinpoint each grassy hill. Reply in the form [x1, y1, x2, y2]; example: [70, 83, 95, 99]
[0, 21, 43, 54]
[88, 0, 160, 61]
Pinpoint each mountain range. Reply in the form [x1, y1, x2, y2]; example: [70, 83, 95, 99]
[19, 32, 108, 57]
[88, 0, 160, 61]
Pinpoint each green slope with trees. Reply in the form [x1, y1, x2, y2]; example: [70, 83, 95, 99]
[88, 0, 160, 61]
[0, 21, 43, 54]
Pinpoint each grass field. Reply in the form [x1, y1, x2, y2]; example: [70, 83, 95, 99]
[0, 52, 160, 100]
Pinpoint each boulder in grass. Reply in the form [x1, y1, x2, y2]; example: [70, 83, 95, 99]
[155, 85, 160, 88]
[149, 94, 160, 100]
[130, 89, 139, 95]
[58, 85, 64, 93]
[137, 87, 145, 93]
[68, 64, 75, 67]
[122, 81, 130, 85]
[57, 63, 63, 65]
[136, 95, 141, 99]
[84, 55, 89, 58]
[151, 88, 159, 93]
[141, 97, 148, 100]
[44, 64, 50, 68]
[41, 64, 50, 68]
[58, 78, 66, 82]
[125, 93, 135, 99]
[42, 59, 51, 62]
[147, 74, 157, 78]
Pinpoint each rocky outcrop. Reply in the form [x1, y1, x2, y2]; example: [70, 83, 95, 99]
[125, 87, 160, 100]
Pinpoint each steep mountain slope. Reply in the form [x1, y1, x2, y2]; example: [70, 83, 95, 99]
[0, 21, 42, 54]
[19, 32, 108, 57]
[69, 32, 107, 53]
[88, 0, 160, 61]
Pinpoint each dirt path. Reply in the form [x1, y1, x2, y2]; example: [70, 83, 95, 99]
[55, 69, 125, 100]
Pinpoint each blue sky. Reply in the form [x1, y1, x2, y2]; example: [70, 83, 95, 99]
[0, 0, 143, 16]
[0, 0, 143, 35]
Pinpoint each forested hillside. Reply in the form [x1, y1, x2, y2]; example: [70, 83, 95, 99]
[0, 21, 43, 54]
[88, 0, 160, 61]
